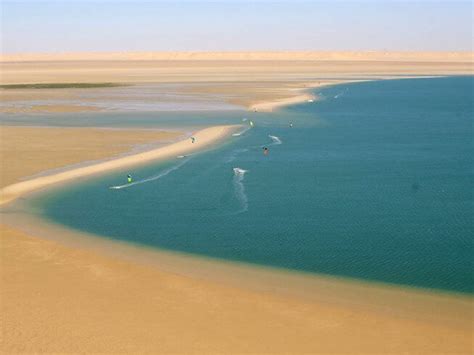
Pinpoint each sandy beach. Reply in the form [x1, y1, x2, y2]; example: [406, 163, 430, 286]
[1, 219, 472, 354]
[1, 52, 473, 353]
[250, 93, 315, 112]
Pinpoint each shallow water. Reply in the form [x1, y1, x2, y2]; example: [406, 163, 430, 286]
[0, 83, 241, 112]
[25, 77, 473, 293]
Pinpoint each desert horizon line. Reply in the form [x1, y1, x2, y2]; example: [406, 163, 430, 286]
[1, 50, 472, 63]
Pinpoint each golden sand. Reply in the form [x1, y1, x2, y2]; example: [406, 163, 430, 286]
[1, 60, 471, 85]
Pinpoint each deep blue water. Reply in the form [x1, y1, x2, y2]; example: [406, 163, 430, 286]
[29, 77, 473, 293]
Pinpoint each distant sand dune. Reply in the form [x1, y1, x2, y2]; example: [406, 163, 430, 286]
[1, 51, 473, 62]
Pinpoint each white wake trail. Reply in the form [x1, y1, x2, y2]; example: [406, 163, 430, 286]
[232, 126, 251, 137]
[232, 168, 249, 214]
[268, 135, 282, 146]
[334, 88, 348, 99]
[109, 159, 189, 190]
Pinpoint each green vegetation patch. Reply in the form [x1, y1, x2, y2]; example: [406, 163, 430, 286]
[0, 83, 127, 89]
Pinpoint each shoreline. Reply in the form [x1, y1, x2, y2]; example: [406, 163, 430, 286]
[247, 76, 455, 112]
[4, 207, 473, 306]
[0, 124, 239, 206]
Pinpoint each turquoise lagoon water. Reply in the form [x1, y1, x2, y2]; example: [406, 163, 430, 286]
[21, 77, 473, 293]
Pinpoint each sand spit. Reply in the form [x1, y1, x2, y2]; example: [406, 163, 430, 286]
[0, 125, 238, 205]
[0, 126, 182, 188]
[250, 93, 315, 112]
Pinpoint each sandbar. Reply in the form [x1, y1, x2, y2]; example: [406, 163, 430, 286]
[0, 126, 182, 188]
[0, 125, 238, 205]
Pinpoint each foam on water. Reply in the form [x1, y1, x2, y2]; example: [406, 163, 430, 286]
[109, 158, 189, 190]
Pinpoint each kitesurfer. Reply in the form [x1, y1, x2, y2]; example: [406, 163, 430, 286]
[127, 174, 132, 183]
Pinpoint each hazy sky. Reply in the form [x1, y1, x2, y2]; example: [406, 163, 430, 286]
[1, 0, 472, 53]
